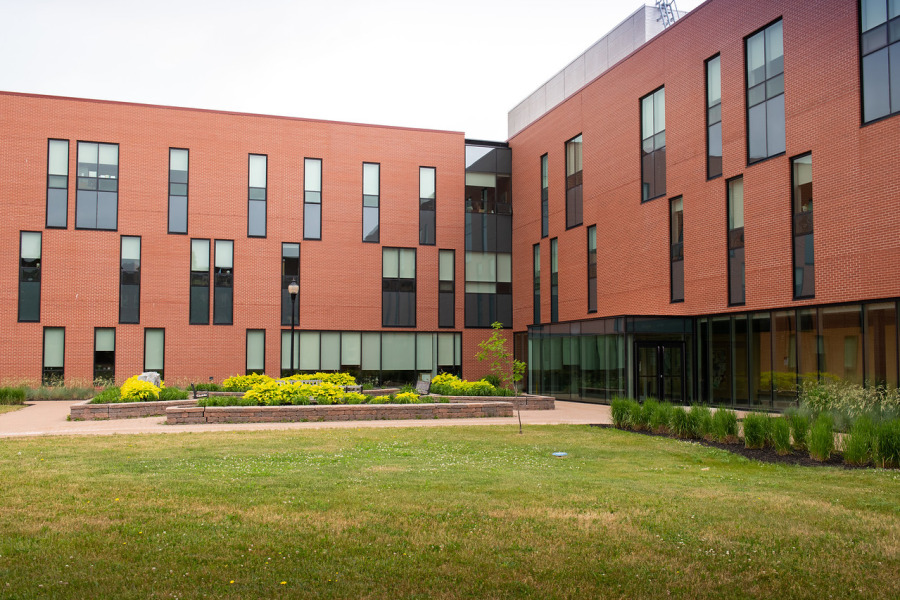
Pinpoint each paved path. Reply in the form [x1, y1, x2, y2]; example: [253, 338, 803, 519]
[0, 400, 612, 438]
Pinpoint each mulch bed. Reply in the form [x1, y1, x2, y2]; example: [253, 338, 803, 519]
[590, 424, 888, 470]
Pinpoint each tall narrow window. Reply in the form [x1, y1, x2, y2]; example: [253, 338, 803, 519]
[861, 0, 900, 122]
[670, 197, 684, 302]
[746, 20, 785, 163]
[214, 240, 234, 325]
[419, 167, 436, 245]
[587, 226, 597, 312]
[706, 55, 723, 179]
[383, 247, 416, 327]
[190, 239, 210, 325]
[119, 236, 141, 324]
[363, 163, 380, 243]
[94, 328, 115, 383]
[304, 158, 322, 240]
[565, 135, 583, 228]
[727, 177, 745, 305]
[144, 328, 165, 380]
[248, 154, 267, 237]
[540, 154, 549, 237]
[281, 330, 300, 377]
[75, 141, 118, 230]
[281, 243, 300, 325]
[792, 153, 814, 298]
[641, 88, 666, 202]
[43, 327, 65, 385]
[18, 231, 41, 323]
[438, 249, 455, 327]
[168, 148, 189, 234]
[533, 244, 541, 325]
[551, 238, 559, 323]
[46, 139, 69, 228]
[246, 329, 265, 375]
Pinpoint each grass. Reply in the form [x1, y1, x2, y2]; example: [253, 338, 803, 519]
[0, 405, 25, 415]
[1, 425, 898, 599]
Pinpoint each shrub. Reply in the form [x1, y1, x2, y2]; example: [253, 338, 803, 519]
[711, 408, 739, 443]
[742, 413, 770, 449]
[800, 377, 900, 421]
[243, 381, 283, 405]
[843, 415, 876, 466]
[199, 395, 257, 407]
[784, 408, 810, 450]
[874, 418, 900, 468]
[670, 406, 692, 438]
[222, 373, 274, 392]
[120, 376, 160, 402]
[629, 401, 648, 431]
[393, 392, 420, 404]
[283, 372, 357, 386]
[481, 374, 502, 388]
[770, 417, 792, 455]
[159, 386, 189, 401]
[653, 402, 676, 434]
[90, 387, 121, 404]
[809, 413, 835, 461]
[429, 373, 510, 397]
[369, 395, 392, 404]
[193, 383, 223, 392]
[690, 405, 713, 437]
[0, 387, 26, 405]
[344, 392, 368, 405]
[610, 397, 632, 429]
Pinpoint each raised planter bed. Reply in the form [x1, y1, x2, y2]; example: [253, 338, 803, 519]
[167, 402, 514, 424]
[438, 394, 555, 410]
[70, 398, 197, 421]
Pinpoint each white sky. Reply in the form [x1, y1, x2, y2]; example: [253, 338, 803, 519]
[1, 0, 704, 140]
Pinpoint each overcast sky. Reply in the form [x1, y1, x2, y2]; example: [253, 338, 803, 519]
[1, 0, 705, 140]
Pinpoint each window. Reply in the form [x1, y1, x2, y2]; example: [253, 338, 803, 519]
[119, 236, 141, 324]
[304, 158, 322, 240]
[419, 167, 436, 245]
[383, 247, 416, 327]
[190, 239, 210, 324]
[641, 88, 666, 202]
[670, 197, 684, 302]
[246, 329, 265, 375]
[94, 328, 115, 383]
[533, 244, 541, 325]
[565, 135, 583, 228]
[214, 240, 234, 325]
[18, 231, 41, 322]
[746, 20, 785, 163]
[168, 148, 189, 234]
[792, 153, 814, 298]
[551, 238, 559, 322]
[438, 249, 454, 327]
[363, 162, 380, 243]
[248, 154, 267, 237]
[43, 327, 65, 385]
[540, 154, 549, 237]
[281, 330, 300, 377]
[706, 55, 723, 179]
[861, 0, 900, 122]
[75, 141, 118, 230]
[281, 243, 300, 325]
[144, 328, 165, 380]
[46, 139, 69, 228]
[587, 225, 597, 312]
[727, 177, 745, 305]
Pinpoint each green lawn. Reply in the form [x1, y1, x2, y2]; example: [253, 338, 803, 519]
[0, 405, 25, 415]
[1, 425, 897, 599]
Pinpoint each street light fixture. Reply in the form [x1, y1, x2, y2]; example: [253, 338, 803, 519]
[288, 279, 299, 375]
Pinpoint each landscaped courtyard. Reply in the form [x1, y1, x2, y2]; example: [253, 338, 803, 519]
[1, 424, 897, 599]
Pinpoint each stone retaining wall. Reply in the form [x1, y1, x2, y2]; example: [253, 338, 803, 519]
[167, 402, 513, 425]
[440, 395, 555, 410]
[71, 399, 198, 421]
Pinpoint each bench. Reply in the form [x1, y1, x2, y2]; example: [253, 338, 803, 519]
[190, 384, 209, 399]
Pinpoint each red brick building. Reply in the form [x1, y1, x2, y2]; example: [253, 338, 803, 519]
[2, 0, 898, 409]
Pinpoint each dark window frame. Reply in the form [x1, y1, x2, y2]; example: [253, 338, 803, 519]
[419, 166, 437, 246]
[859, 0, 900, 125]
[670, 196, 685, 303]
[119, 235, 141, 324]
[304, 157, 323, 241]
[281, 242, 301, 326]
[533, 243, 541, 325]
[726, 176, 746, 306]
[42, 326, 65, 385]
[791, 151, 815, 300]
[74, 140, 119, 231]
[362, 162, 380, 243]
[247, 153, 267, 238]
[46, 138, 69, 229]
[705, 54, 723, 180]
[93, 327, 116, 383]
[246, 329, 266, 375]
[438, 248, 455, 328]
[382, 246, 417, 328]
[564, 135, 583, 229]
[587, 225, 597, 313]
[143, 328, 165, 380]
[168, 147, 189, 235]
[744, 18, 786, 166]
[550, 237, 559, 323]
[213, 239, 234, 325]
[189, 238, 211, 325]
[540, 153, 549, 238]
[18, 230, 42, 323]
[640, 86, 666, 202]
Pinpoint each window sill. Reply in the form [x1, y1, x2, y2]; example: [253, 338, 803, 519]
[747, 151, 785, 168]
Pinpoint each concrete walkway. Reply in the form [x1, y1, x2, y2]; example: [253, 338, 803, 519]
[0, 400, 612, 439]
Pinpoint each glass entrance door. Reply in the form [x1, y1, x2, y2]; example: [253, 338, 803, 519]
[635, 342, 685, 403]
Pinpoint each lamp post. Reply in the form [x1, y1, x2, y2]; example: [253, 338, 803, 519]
[288, 279, 299, 375]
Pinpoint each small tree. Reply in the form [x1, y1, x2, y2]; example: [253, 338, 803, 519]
[475, 322, 527, 395]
